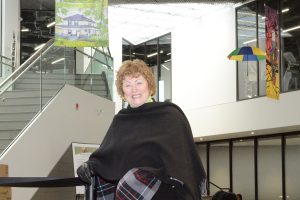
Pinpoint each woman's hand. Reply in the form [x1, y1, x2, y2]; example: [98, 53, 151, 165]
[76, 162, 94, 185]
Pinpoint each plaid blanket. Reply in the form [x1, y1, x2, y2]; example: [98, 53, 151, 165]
[95, 168, 161, 200]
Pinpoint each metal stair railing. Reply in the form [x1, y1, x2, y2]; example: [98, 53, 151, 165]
[0, 39, 114, 156]
[0, 39, 55, 96]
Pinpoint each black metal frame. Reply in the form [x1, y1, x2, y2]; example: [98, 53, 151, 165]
[196, 130, 300, 200]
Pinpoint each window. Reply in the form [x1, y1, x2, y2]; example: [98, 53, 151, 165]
[235, 0, 300, 100]
[232, 140, 255, 200]
[237, 2, 258, 100]
[258, 137, 282, 200]
[122, 33, 172, 102]
[285, 135, 300, 199]
[209, 142, 230, 195]
[281, 0, 300, 92]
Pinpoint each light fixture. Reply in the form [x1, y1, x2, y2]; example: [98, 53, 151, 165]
[161, 64, 170, 71]
[243, 38, 257, 45]
[21, 27, 30, 32]
[282, 25, 300, 33]
[46, 21, 56, 28]
[51, 58, 65, 64]
[164, 58, 171, 63]
[147, 50, 163, 58]
[282, 8, 289, 13]
[251, 131, 255, 135]
[34, 43, 46, 51]
[167, 52, 171, 55]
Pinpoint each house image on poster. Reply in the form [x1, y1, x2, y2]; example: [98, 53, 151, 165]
[56, 13, 100, 41]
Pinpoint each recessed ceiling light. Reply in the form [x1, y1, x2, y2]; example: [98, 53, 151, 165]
[251, 131, 255, 135]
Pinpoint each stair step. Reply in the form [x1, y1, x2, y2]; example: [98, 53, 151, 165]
[0, 96, 51, 106]
[20, 73, 104, 80]
[14, 83, 66, 90]
[0, 104, 41, 114]
[15, 78, 105, 85]
[0, 112, 36, 121]
[1, 89, 58, 98]
[0, 139, 14, 150]
[0, 121, 29, 130]
[0, 130, 20, 139]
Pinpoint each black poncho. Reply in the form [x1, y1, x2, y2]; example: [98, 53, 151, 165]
[88, 101, 206, 199]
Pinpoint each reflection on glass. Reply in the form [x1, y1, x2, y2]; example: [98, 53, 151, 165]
[196, 143, 207, 173]
[159, 34, 172, 102]
[285, 136, 300, 200]
[132, 44, 145, 61]
[281, 0, 300, 92]
[257, 1, 267, 96]
[258, 137, 282, 200]
[237, 2, 258, 100]
[232, 140, 255, 200]
[122, 39, 132, 61]
[209, 142, 230, 195]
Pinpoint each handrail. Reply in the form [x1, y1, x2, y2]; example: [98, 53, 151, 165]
[209, 181, 230, 191]
[0, 176, 93, 199]
[0, 38, 54, 95]
[0, 176, 95, 199]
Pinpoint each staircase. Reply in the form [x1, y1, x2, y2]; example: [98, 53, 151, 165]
[0, 38, 113, 155]
[0, 72, 111, 152]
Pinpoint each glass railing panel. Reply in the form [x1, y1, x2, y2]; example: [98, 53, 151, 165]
[0, 56, 13, 86]
[0, 55, 13, 74]
[92, 49, 113, 99]
[74, 48, 113, 100]
[90, 59, 112, 99]
[39, 45, 73, 109]
[0, 54, 43, 153]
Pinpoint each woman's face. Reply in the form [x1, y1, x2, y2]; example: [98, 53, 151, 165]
[122, 74, 150, 107]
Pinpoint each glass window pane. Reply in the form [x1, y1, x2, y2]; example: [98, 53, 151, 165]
[285, 135, 300, 200]
[232, 140, 255, 200]
[257, 1, 267, 96]
[159, 34, 172, 102]
[209, 142, 230, 195]
[145, 39, 158, 101]
[237, 2, 258, 100]
[122, 39, 132, 61]
[281, 0, 300, 92]
[258, 137, 282, 200]
[131, 44, 145, 61]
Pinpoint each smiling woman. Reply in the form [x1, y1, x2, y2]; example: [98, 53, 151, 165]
[76, 58, 206, 200]
[116, 59, 156, 107]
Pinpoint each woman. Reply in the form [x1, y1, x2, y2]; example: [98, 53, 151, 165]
[77, 59, 206, 200]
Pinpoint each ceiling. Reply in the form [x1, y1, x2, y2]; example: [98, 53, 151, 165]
[20, 0, 245, 10]
[20, 0, 244, 62]
[20, 0, 243, 44]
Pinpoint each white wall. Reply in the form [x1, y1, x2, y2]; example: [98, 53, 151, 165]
[0, 85, 115, 199]
[108, 3, 300, 140]
[108, 13, 123, 112]
[172, 6, 236, 110]
[169, 5, 300, 139]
